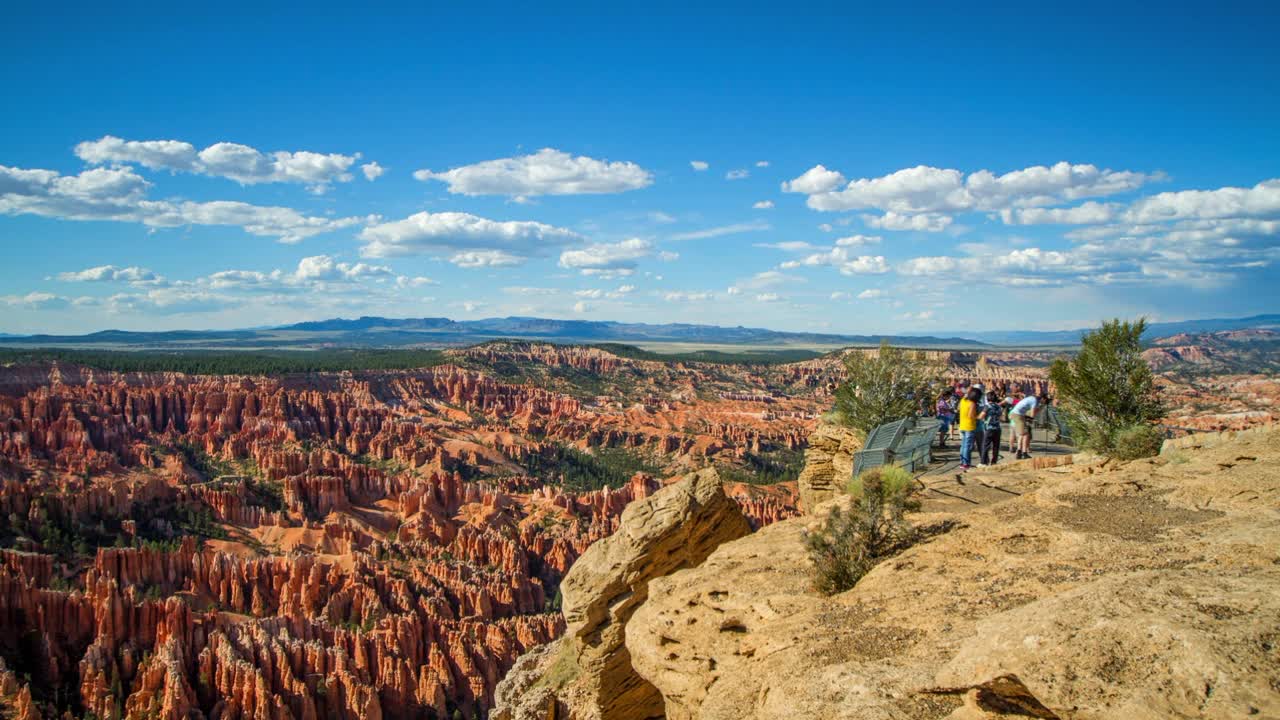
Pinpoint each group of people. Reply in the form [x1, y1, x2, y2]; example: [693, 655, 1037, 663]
[932, 383, 1049, 471]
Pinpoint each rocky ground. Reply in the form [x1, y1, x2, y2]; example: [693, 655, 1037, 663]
[500, 424, 1280, 719]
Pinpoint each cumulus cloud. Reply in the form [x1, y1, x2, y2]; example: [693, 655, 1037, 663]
[1, 292, 75, 310]
[752, 200, 775, 209]
[781, 164, 846, 194]
[0, 164, 367, 243]
[56, 265, 162, 285]
[690, 161, 709, 171]
[862, 211, 953, 232]
[558, 238, 654, 276]
[830, 291, 851, 300]
[358, 210, 581, 262]
[664, 290, 714, 302]
[755, 293, 781, 302]
[294, 254, 394, 282]
[1123, 180, 1280, 223]
[668, 219, 770, 241]
[360, 162, 385, 181]
[755, 160, 770, 168]
[726, 169, 750, 180]
[835, 234, 881, 247]
[573, 301, 590, 313]
[450, 250, 525, 268]
[786, 161, 1160, 214]
[857, 288, 885, 299]
[75, 135, 362, 192]
[781, 246, 890, 275]
[415, 148, 652, 198]
[1001, 201, 1119, 225]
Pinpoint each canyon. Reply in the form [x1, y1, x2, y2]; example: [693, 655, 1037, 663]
[0, 339, 1272, 718]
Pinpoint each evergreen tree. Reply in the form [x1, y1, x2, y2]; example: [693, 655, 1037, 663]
[1049, 318, 1164, 456]
[834, 342, 941, 432]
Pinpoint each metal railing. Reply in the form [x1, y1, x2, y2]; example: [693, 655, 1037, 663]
[852, 416, 942, 478]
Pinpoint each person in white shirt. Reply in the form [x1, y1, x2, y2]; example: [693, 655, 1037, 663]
[1009, 393, 1048, 459]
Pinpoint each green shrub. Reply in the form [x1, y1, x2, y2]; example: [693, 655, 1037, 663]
[1111, 424, 1165, 461]
[805, 468, 919, 595]
[1049, 318, 1164, 458]
[846, 465, 915, 501]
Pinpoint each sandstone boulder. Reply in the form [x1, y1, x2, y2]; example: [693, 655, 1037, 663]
[796, 419, 863, 512]
[493, 467, 751, 720]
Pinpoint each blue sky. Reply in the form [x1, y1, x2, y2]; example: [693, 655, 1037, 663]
[2, 2, 1278, 335]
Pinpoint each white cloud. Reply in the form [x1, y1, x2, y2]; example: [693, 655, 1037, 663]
[657, 250, 679, 261]
[415, 148, 652, 198]
[731, 270, 796, 292]
[0, 164, 366, 243]
[668, 219, 770, 241]
[361, 162, 385, 181]
[558, 238, 653, 276]
[834, 234, 881, 247]
[1, 292, 73, 310]
[726, 169, 750, 180]
[857, 288, 885, 299]
[56, 265, 162, 285]
[862, 211, 953, 232]
[505, 286, 559, 296]
[830, 291, 851, 300]
[782, 246, 890, 275]
[781, 165, 846, 194]
[756, 241, 817, 252]
[396, 276, 435, 288]
[358, 210, 581, 261]
[75, 135, 361, 192]
[664, 290, 714, 302]
[1001, 201, 1119, 225]
[450, 250, 525, 268]
[648, 211, 677, 224]
[73, 136, 197, 171]
[788, 161, 1160, 214]
[690, 161, 709, 171]
[755, 293, 781, 302]
[294, 254, 393, 282]
[1123, 180, 1280, 223]
[752, 200, 775, 209]
[755, 160, 770, 168]
[573, 301, 590, 313]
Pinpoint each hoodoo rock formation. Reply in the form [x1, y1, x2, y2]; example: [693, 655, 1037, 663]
[0, 349, 813, 719]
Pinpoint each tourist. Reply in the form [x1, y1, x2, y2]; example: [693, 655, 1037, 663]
[980, 391, 1004, 465]
[935, 389, 955, 448]
[971, 383, 986, 464]
[958, 387, 981, 470]
[1009, 392, 1047, 459]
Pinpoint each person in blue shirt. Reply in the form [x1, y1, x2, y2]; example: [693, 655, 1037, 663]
[978, 391, 1005, 465]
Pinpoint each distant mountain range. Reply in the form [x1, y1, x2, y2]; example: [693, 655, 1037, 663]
[0, 316, 987, 350]
[1, 313, 1276, 351]
[949, 314, 1280, 346]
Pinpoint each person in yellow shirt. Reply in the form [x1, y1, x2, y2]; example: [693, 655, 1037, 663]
[957, 387, 981, 470]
